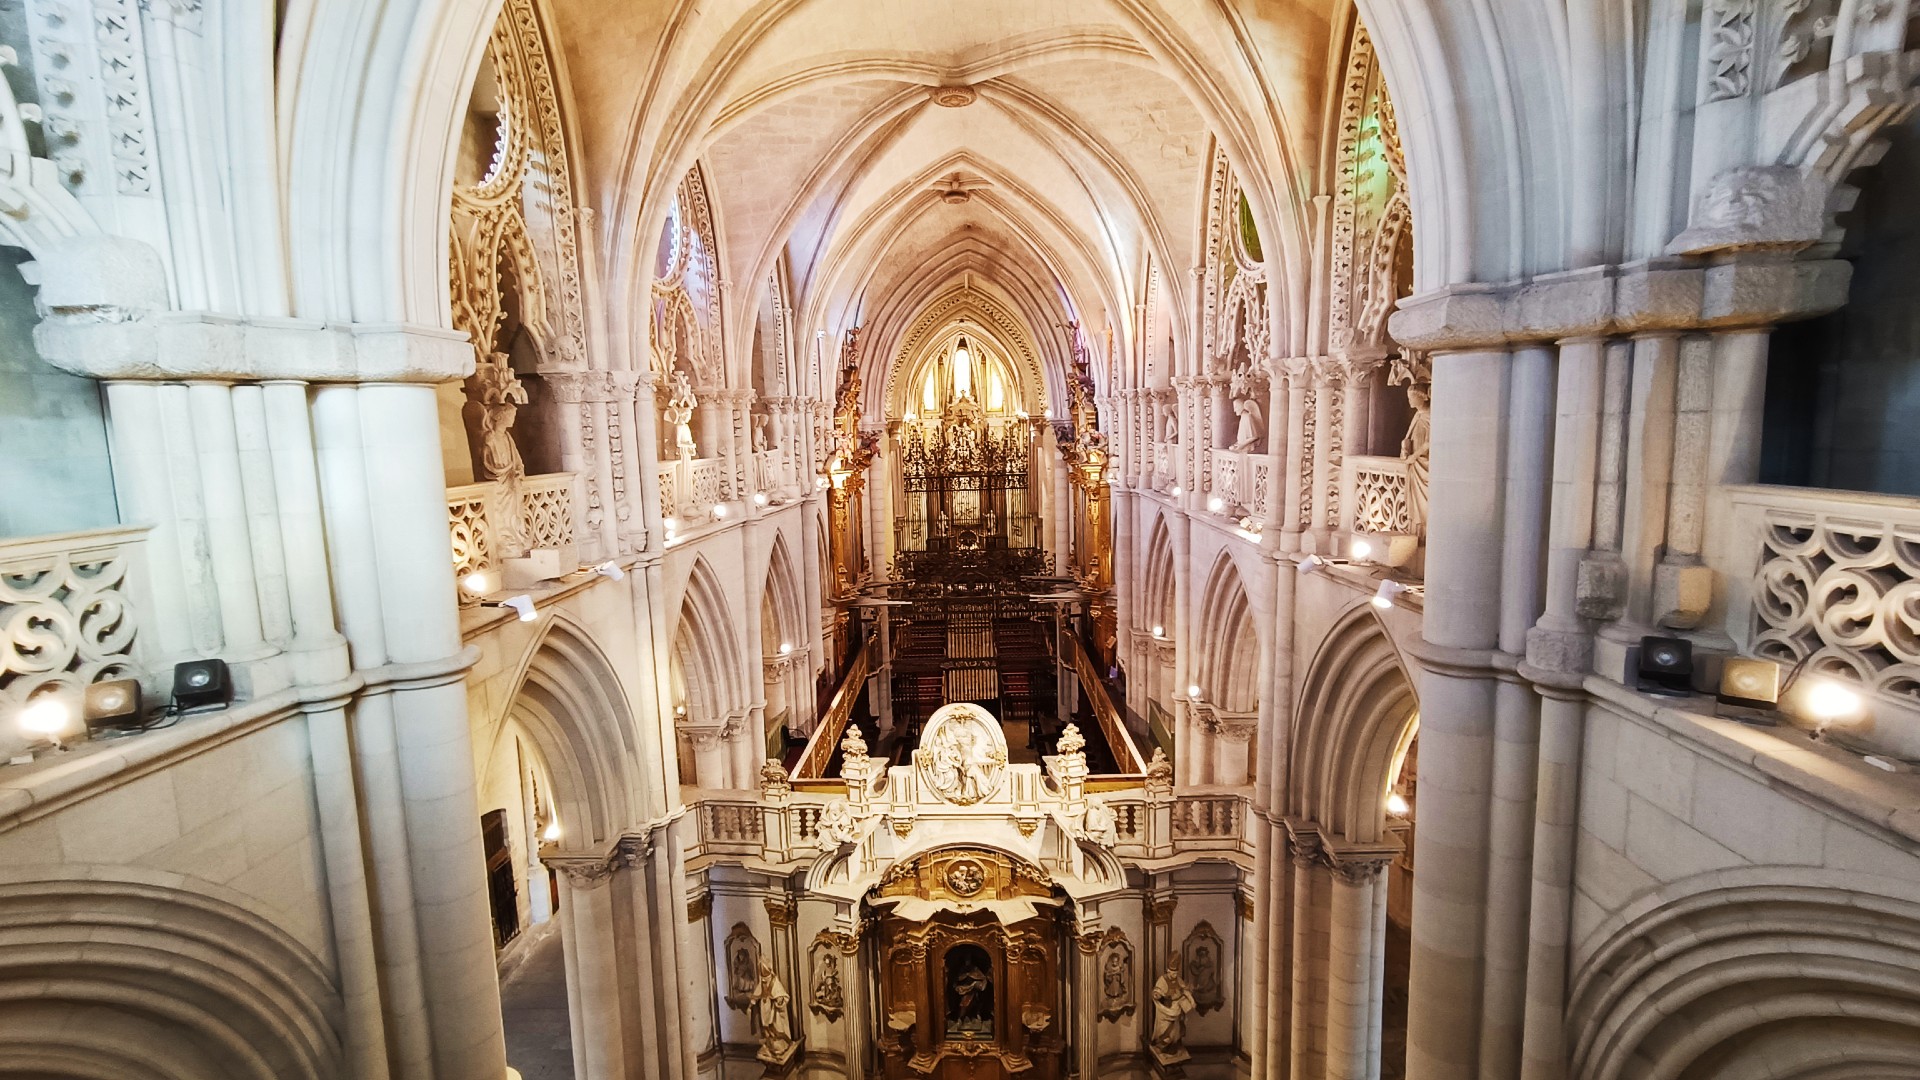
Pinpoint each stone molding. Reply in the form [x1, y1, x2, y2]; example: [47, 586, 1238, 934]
[1388, 257, 1850, 352]
[35, 313, 477, 384]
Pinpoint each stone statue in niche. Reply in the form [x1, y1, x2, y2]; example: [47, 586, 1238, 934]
[1164, 408, 1179, 443]
[1400, 383, 1430, 532]
[474, 352, 529, 484]
[1229, 366, 1265, 452]
[752, 412, 770, 453]
[1148, 954, 1196, 1064]
[665, 370, 699, 460]
[723, 922, 763, 1011]
[1181, 921, 1225, 1015]
[945, 944, 994, 1037]
[751, 956, 797, 1063]
[1097, 932, 1135, 1022]
[809, 940, 846, 1021]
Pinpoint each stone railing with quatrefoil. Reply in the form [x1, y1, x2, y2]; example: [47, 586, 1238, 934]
[0, 526, 149, 723]
[1732, 485, 1920, 755]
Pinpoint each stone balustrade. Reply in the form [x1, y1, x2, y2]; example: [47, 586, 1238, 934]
[1208, 449, 1273, 518]
[0, 526, 150, 725]
[445, 471, 580, 581]
[680, 784, 1256, 865]
[1729, 484, 1920, 756]
[1350, 454, 1413, 535]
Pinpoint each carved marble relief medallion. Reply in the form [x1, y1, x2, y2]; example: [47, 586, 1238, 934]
[915, 703, 1008, 806]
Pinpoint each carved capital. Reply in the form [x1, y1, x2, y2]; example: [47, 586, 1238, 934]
[549, 854, 617, 890]
[765, 895, 797, 929]
[1326, 849, 1397, 886]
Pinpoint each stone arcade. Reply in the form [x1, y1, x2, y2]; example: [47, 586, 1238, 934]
[4, 1, 1920, 1079]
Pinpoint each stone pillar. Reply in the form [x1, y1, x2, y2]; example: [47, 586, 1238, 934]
[1516, 338, 1608, 1080]
[1405, 348, 1510, 1080]
[555, 859, 628, 1077]
[1308, 368, 1337, 551]
[356, 383, 508, 1080]
[310, 384, 438, 1080]
[689, 727, 728, 789]
[1281, 368, 1310, 547]
[632, 371, 663, 553]
[1479, 346, 1554, 1078]
[1287, 826, 1325, 1080]
[1326, 853, 1394, 1080]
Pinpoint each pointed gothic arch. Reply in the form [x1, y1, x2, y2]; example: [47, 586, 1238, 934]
[499, 616, 646, 847]
[1288, 603, 1419, 844]
[1196, 549, 1262, 714]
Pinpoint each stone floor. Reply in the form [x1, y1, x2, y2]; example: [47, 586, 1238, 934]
[501, 922, 574, 1080]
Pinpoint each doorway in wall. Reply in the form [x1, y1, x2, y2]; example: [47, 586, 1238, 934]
[482, 808, 521, 947]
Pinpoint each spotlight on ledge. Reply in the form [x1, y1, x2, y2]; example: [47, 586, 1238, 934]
[1386, 792, 1411, 817]
[461, 569, 501, 597]
[487, 595, 538, 622]
[713, 504, 728, 520]
[753, 492, 769, 507]
[543, 820, 562, 842]
[779, 642, 794, 655]
[17, 693, 76, 748]
[1170, 484, 1184, 497]
[1351, 538, 1375, 561]
[1715, 656, 1780, 722]
[172, 658, 231, 713]
[1298, 555, 1326, 575]
[1371, 580, 1409, 610]
[1635, 635, 1693, 696]
[1187, 684, 1202, 700]
[86, 677, 146, 732]
[1151, 625, 1166, 638]
[594, 560, 625, 581]
[1804, 677, 1865, 738]
[1207, 496, 1226, 513]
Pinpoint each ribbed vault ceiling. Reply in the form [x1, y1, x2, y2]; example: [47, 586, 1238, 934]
[544, 0, 1344, 398]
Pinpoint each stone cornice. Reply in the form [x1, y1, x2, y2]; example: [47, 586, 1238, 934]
[34, 314, 477, 384]
[1388, 257, 1850, 352]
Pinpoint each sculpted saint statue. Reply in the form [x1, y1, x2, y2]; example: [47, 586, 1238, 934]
[751, 956, 796, 1062]
[1149, 954, 1197, 1063]
[1401, 384, 1431, 532]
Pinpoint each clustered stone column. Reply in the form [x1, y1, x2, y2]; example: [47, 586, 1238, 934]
[545, 826, 698, 1078]
[33, 240, 516, 1079]
[1388, 236, 1850, 1080]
